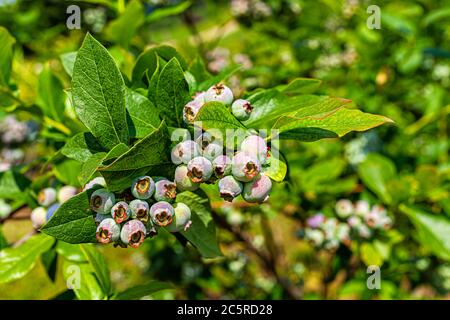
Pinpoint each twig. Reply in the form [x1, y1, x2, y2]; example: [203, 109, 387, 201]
[13, 230, 37, 248]
[0, 205, 31, 224]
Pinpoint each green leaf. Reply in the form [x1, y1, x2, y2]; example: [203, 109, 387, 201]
[0, 27, 15, 87]
[100, 121, 168, 172]
[105, 0, 145, 48]
[194, 101, 247, 135]
[125, 88, 160, 138]
[114, 281, 173, 300]
[177, 191, 222, 258]
[399, 204, 450, 261]
[156, 58, 191, 127]
[0, 170, 31, 200]
[197, 65, 241, 91]
[37, 66, 65, 121]
[54, 159, 83, 187]
[41, 189, 99, 244]
[80, 244, 111, 296]
[56, 242, 87, 262]
[299, 157, 346, 191]
[72, 33, 129, 149]
[41, 247, 58, 282]
[62, 259, 106, 300]
[61, 132, 106, 163]
[60, 51, 77, 77]
[358, 154, 396, 205]
[79, 152, 108, 186]
[274, 108, 393, 140]
[189, 55, 211, 85]
[243, 89, 287, 127]
[0, 234, 55, 284]
[262, 156, 287, 182]
[280, 78, 322, 95]
[146, 1, 191, 22]
[360, 242, 384, 267]
[0, 227, 8, 250]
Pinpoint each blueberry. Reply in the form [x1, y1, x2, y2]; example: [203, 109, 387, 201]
[187, 156, 213, 183]
[193, 91, 206, 104]
[150, 201, 174, 227]
[196, 130, 223, 152]
[347, 215, 362, 228]
[96, 218, 121, 244]
[232, 99, 253, 120]
[46, 203, 60, 221]
[174, 165, 200, 192]
[120, 219, 146, 248]
[335, 199, 353, 218]
[166, 202, 192, 232]
[335, 224, 350, 242]
[357, 224, 372, 239]
[171, 140, 200, 165]
[111, 201, 131, 224]
[95, 213, 111, 224]
[242, 174, 272, 203]
[129, 199, 150, 223]
[306, 213, 325, 229]
[204, 83, 234, 105]
[183, 100, 203, 124]
[305, 229, 325, 247]
[154, 179, 177, 202]
[131, 176, 155, 200]
[354, 200, 370, 217]
[231, 152, 261, 182]
[31, 207, 47, 229]
[90, 189, 115, 214]
[212, 155, 232, 178]
[240, 135, 267, 164]
[83, 176, 106, 191]
[57, 186, 78, 203]
[218, 176, 243, 202]
[37, 187, 57, 207]
[202, 142, 223, 161]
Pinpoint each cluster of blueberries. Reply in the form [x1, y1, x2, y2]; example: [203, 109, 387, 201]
[90, 176, 192, 248]
[176, 83, 273, 203]
[31, 185, 78, 229]
[303, 199, 393, 250]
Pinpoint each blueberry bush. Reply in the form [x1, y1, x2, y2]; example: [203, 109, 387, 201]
[0, 0, 449, 300]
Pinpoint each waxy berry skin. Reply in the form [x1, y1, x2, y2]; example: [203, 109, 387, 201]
[166, 202, 192, 233]
[83, 176, 106, 191]
[31, 207, 47, 229]
[212, 155, 232, 178]
[111, 201, 131, 224]
[218, 176, 243, 202]
[154, 179, 177, 202]
[120, 219, 146, 248]
[37, 187, 57, 207]
[57, 186, 78, 203]
[306, 214, 325, 229]
[232, 99, 253, 120]
[335, 199, 354, 218]
[183, 100, 203, 124]
[202, 142, 223, 161]
[187, 156, 213, 183]
[204, 83, 234, 105]
[174, 165, 200, 192]
[129, 199, 150, 223]
[240, 135, 268, 164]
[193, 91, 206, 104]
[171, 140, 200, 165]
[150, 201, 175, 227]
[46, 203, 60, 221]
[96, 218, 121, 244]
[131, 176, 155, 200]
[90, 189, 115, 214]
[231, 152, 261, 182]
[242, 174, 272, 203]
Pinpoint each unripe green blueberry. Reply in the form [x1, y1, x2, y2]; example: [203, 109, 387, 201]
[96, 218, 121, 244]
[187, 156, 213, 183]
[212, 155, 232, 178]
[83, 176, 106, 191]
[347, 215, 362, 228]
[120, 219, 146, 248]
[354, 200, 370, 217]
[240, 135, 267, 164]
[90, 188, 115, 214]
[242, 174, 272, 203]
[232, 99, 253, 120]
[171, 140, 200, 165]
[31, 207, 47, 229]
[204, 83, 234, 105]
[154, 179, 177, 202]
[335, 199, 353, 218]
[46, 203, 59, 221]
[37, 187, 57, 207]
[231, 152, 261, 182]
[166, 202, 192, 232]
[150, 201, 174, 227]
[218, 176, 243, 202]
[183, 100, 203, 124]
[57, 186, 78, 203]
[111, 201, 131, 224]
[129, 199, 150, 223]
[174, 165, 199, 191]
[131, 176, 155, 200]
